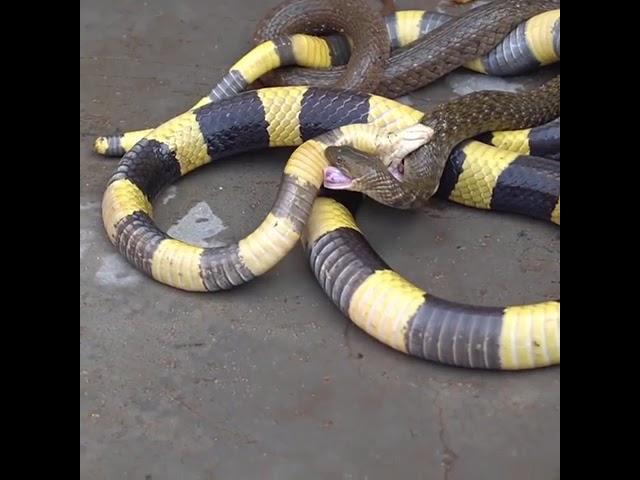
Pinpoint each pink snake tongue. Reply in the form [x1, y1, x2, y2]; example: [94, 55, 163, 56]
[323, 167, 354, 189]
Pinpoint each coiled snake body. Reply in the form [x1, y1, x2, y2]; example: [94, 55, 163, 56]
[97, 0, 560, 369]
[254, 0, 559, 97]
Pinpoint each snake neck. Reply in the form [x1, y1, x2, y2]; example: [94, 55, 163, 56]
[403, 75, 560, 206]
[429, 76, 560, 148]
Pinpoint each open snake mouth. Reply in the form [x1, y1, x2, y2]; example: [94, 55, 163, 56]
[323, 160, 405, 190]
[323, 166, 354, 189]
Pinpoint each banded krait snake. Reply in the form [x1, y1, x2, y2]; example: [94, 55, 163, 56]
[96, 0, 560, 369]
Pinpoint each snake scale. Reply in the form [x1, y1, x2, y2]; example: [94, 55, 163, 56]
[97, 0, 560, 370]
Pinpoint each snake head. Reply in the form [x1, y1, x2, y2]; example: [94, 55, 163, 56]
[323, 146, 380, 191]
[323, 123, 433, 191]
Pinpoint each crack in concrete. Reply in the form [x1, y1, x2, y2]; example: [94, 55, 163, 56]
[343, 321, 354, 358]
[434, 391, 459, 480]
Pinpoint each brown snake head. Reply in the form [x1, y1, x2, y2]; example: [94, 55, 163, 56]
[323, 123, 434, 207]
[324, 145, 419, 207]
[324, 146, 381, 192]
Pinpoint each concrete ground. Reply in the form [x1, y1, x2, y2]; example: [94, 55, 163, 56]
[80, 0, 560, 478]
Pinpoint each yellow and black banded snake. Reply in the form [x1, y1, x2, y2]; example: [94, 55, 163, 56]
[96, 0, 560, 370]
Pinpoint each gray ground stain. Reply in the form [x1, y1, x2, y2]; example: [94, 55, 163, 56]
[445, 71, 524, 96]
[80, 230, 96, 259]
[94, 253, 143, 287]
[166, 201, 229, 248]
[160, 185, 178, 205]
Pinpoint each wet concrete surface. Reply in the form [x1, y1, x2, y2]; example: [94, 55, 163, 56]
[80, 0, 560, 478]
